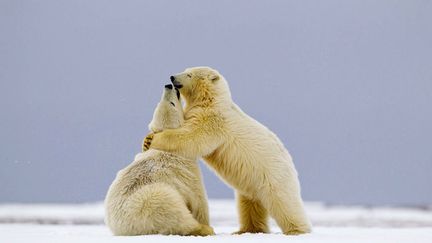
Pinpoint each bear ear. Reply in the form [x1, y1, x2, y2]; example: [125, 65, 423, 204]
[209, 73, 220, 82]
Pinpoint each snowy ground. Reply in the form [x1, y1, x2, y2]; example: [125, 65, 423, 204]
[1, 200, 432, 243]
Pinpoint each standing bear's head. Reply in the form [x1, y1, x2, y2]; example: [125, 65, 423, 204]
[148, 84, 184, 133]
[170, 66, 232, 106]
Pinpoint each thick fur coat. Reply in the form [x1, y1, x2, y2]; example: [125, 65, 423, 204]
[148, 67, 312, 235]
[105, 85, 213, 236]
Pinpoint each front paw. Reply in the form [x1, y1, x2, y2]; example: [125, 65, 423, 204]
[232, 228, 269, 234]
[142, 133, 154, 152]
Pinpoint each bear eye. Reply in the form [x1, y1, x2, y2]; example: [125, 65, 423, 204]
[170, 102, 175, 107]
[187, 73, 192, 78]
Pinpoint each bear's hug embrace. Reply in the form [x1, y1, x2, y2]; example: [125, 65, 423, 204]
[105, 67, 311, 236]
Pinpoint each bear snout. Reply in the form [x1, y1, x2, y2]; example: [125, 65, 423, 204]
[170, 76, 183, 89]
[165, 84, 173, 90]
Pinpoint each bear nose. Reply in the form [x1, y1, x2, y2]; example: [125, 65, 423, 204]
[165, 84, 173, 89]
[170, 76, 175, 82]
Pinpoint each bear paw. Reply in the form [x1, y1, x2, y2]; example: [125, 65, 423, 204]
[142, 133, 154, 152]
[190, 224, 215, 236]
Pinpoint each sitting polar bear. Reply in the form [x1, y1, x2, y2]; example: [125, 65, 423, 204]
[105, 84, 214, 236]
[146, 67, 312, 235]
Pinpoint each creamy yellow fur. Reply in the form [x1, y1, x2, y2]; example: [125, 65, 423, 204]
[149, 67, 312, 235]
[105, 86, 213, 236]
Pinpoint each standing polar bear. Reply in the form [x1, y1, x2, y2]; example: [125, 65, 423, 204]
[105, 84, 214, 236]
[146, 67, 312, 235]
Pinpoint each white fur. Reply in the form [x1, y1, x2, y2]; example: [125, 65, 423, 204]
[104, 87, 213, 236]
[150, 67, 312, 234]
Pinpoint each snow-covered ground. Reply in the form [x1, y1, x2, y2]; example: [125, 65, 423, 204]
[2, 224, 432, 243]
[1, 200, 432, 243]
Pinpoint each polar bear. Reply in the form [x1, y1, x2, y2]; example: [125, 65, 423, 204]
[105, 84, 214, 236]
[146, 67, 312, 235]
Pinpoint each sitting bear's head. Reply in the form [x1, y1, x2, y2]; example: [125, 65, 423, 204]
[170, 66, 231, 105]
[148, 84, 184, 133]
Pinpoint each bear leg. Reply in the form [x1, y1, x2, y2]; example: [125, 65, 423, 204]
[115, 183, 213, 236]
[234, 193, 269, 234]
[261, 190, 311, 235]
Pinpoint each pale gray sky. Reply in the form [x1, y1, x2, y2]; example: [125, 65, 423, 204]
[1, 0, 431, 205]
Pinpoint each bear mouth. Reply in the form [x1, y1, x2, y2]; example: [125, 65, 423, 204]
[171, 80, 183, 89]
